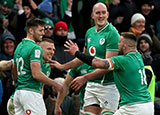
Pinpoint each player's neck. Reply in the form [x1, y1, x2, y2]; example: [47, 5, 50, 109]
[124, 49, 137, 55]
[26, 34, 35, 41]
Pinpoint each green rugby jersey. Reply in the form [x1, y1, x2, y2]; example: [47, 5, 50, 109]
[110, 51, 151, 106]
[69, 64, 89, 109]
[14, 38, 43, 94]
[10, 63, 51, 99]
[85, 22, 120, 84]
[41, 63, 51, 77]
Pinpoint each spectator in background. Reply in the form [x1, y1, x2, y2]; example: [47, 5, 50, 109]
[137, 0, 159, 33]
[16, 0, 36, 43]
[137, 33, 156, 102]
[53, 21, 75, 65]
[129, 13, 146, 36]
[0, 0, 17, 35]
[0, 32, 16, 114]
[42, 17, 54, 39]
[49, 21, 75, 79]
[108, 0, 125, 32]
[137, 33, 153, 65]
[38, 0, 53, 16]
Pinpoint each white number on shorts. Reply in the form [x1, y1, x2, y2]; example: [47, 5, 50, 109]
[16, 57, 26, 75]
[139, 69, 147, 85]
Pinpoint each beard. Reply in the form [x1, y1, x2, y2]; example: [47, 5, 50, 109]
[118, 47, 123, 55]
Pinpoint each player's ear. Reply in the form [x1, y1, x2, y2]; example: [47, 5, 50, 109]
[28, 28, 33, 34]
[107, 11, 109, 19]
[123, 44, 127, 50]
[91, 13, 94, 19]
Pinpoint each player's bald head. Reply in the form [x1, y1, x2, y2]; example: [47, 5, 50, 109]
[92, 3, 107, 12]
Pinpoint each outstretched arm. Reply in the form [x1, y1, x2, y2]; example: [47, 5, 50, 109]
[0, 60, 12, 71]
[64, 40, 114, 69]
[54, 74, 73, 115]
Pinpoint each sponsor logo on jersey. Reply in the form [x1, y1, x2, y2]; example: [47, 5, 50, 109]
[99, 38, 105, 45]
[35, 50, 40, 58]
[26, 109, 31, 115]
[89, 46, 96, 56]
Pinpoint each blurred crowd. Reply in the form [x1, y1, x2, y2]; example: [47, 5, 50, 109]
[0, 0, 160, 115]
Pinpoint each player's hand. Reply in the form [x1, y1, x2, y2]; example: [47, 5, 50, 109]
[69, 76, 87, 90]
[54, 106, 62, 115]
[64, 40, 79, 56]
[48, 60, 65, 70]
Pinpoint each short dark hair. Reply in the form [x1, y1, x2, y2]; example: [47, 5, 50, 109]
[121, 32, 137, 41]
[26, 18, 45, 30]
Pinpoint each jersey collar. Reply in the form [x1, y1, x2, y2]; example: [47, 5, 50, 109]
[96, 22, 109, 33]
[24, 38, 35, 43]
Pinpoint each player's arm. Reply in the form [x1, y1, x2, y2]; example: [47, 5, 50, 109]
[54, 74, 73, 115]
[74, 51, 116, 81]
[12, 62, 18, 81]
[75, 51, 115, 69]
[49, 58, 83, 71]
[49, 47, 86, 71]
[0, 60, 12, 70]
[31, 62, 63, 92]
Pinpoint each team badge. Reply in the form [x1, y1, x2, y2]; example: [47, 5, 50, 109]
[80, 69, 87, 74]
[47, 71, 50, 77]
[35, 50, 40, 58]
[99, 38, 105, 45]
[89, 46, 96, 56]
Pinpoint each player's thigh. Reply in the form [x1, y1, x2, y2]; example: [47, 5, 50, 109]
[14, 90, 46, 115]
[98, 84, 119, 111]
[14, 90, 25, 115]
[22, 90, 46, 115]
[83, 84, 100, 107]
[114, 102, 154, 115]
[84, 83, 119, 111]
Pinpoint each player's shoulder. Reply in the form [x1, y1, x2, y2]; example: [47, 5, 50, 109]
[107, 23, 119, 33]
[111, 55, 126, 64]
[87, 26, 96, 34]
